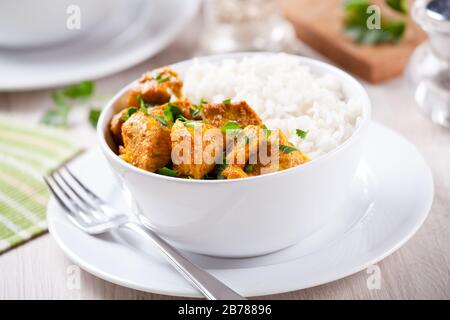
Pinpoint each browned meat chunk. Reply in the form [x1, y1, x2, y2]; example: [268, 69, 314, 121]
[171, 120, 223, 179]
[223, 127, 308, 179]
[120, 112, 171, 172]
[109, 108, 129, 145]
[277, 130, 308, 171]
[127, 68, 183, 108]
[148, 100, 193, 122]
[222, 165, 248, 179]
[201, 101, 262, 128]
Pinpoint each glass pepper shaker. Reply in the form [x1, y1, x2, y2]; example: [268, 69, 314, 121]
[405, 0, 450, 127]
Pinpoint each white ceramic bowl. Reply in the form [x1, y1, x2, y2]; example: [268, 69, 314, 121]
[0, 0, 126, 48]
[97, 53, 371, 258]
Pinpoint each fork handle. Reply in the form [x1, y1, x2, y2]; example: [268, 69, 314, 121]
[121, 222, 246, 300]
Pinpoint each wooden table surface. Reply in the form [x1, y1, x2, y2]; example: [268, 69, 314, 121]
[0, 21, 449, 300]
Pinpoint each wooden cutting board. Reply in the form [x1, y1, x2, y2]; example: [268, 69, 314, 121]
[279, 0, 426, 83]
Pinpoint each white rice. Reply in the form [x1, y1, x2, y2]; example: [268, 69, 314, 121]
[183, 54, 362, 158]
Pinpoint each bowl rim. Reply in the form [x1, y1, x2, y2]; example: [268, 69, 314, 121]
[97, 52, 372, 184]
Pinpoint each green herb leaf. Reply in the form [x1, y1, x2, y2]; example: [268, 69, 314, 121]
[385, 0, 407, 14]
[62, 81, 94, 98]
[41, 92, 71, 127]
[122, 107, 137, 122]
[279, 144, 298, 154]
[155, 73, 170, 84]
[88, 108, 101, 128]
[382, 20, 406, 42]
[262, 125, 272, 139]
[343, 0, 406, 44]
[205, 152, 227, 180]
[163, 103, 183, 124]
[156, 167, 177, 177]
[184, 120, 203, 128]
[221, 121, 241, 133]
[137, 95, 146, 110]
[190, 105, 202, 118]
[244, 164, 254, 173]
[223, 98, 231, 105]
[169, 102, 183, 119]
[344, 0, 370, 11]
[137, 95, 156, 110]
[296, 129, 308, 139]
[40, 108, 69, 127]
[163, 106, 173, 123]
[52, 91, 67, 107]
[177, 115, 189, 123]
[140, 106, 148, 114]
[42, 81, 99, 128]
[200, 98, 208, 105]
[154, 115, 169, 127]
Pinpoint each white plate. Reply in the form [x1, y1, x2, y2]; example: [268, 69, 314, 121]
[47, 122, 434, 297]
[0, 0, 200, 91]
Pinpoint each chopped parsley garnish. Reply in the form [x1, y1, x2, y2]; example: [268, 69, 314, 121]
[155, 73, 170, 83]
[279, 144, 298, 154]
[190, 105, 202, 118]
[62, 81, 94, 98]
[88, 109, 101, 128]
[385, 0, 408, 14]
[184, 120, 203, 128]
[204, 153, 227, 180]
[40, 108, 69, 127]
[244, 164, 255, 173]
[262, 125, 272, 139]
[137, 95, 156, 111]
[41, 81, 95, 128]
[296, 129, 308, 139]
[122, 107, 137, 122]
[176, 115, 189, 122]
[223, 98, 231, 105]
[200, 98, 208, 105]
[343, 0, 407, 44]
[154, 115, 169, 127]
[140, 106, 148, 114]
[156, 167, 177, 177]
[221, 121, 241, 133]
[166, 103, 183, 122]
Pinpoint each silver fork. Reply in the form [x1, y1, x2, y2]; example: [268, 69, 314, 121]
[44, 166, 246, 300]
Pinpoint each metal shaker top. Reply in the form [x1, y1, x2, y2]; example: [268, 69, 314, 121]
[426, 0, 450, 21]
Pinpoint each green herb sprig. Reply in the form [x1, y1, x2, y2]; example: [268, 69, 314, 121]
[279, 144, 298, 154]
[296, 129, 308, 139]
[221, 121, 241, 133]
[121, 107, 137, 122]
[343, 0, 408, 45]
[41, 81, 99, 128]
[156, 167, 177, 177]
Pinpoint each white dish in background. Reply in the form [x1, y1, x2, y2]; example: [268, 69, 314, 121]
[48, 122, 434, 297]
[98, 53, 371, 257]
[0, 0, 125, 48]
[0, 0, 200, 91]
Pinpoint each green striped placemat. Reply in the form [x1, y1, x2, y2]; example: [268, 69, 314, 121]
[0, 117, 82, 254]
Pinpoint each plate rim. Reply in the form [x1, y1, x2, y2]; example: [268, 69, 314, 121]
[47, 122, 434, 298]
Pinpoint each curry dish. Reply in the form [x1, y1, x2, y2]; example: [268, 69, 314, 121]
[110, 67, 308, 180]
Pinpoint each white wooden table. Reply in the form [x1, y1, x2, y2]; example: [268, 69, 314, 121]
[0, 27, 449, 300]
